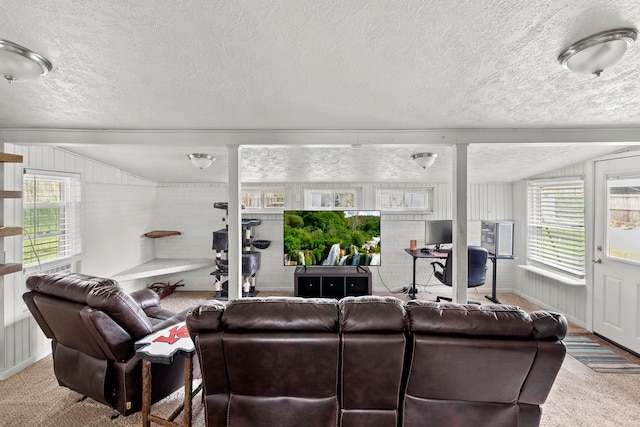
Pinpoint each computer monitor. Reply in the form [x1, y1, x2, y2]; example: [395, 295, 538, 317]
[424, 220, 453, 250]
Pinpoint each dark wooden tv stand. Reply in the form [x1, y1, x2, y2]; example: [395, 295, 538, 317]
[294, 266, 372, 299]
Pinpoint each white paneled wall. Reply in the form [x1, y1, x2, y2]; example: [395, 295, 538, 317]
[512, 162, 588, 326]
[1, 143, 517, 377]
[151, 181, 515, 293]
[83, 183, 157, 278]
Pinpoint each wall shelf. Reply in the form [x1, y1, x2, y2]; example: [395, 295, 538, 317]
[0, 227, 23, 237]
[0, 190, 22, 198]
[0, 263, 22, 276]
[144, 230, 182, 238]
[1, 151, 24, 276]
[112, 258, 212, 282]
[0, 152, 23, 163]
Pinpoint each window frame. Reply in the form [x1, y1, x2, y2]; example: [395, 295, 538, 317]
[22, 170, 82, 273]
[241, 187, 289, 212]
[304, 188, 360, 210]
[526, 177, 586, 279]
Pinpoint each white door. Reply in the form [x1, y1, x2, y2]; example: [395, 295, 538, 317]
[593, 155, 640, 354]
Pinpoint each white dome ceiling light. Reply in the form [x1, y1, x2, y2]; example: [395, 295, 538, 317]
[0, 39, 52, 83]
[558, 28, 637, 77]
[187, 153, 215, 170]
[411, 153, 438, 169]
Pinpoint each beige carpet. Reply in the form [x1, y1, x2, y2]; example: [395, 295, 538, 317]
[1, 291, 639, 427]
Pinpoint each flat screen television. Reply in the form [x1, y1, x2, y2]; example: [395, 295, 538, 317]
[425, 220, 453, 250]
[283, 210, 381, 266]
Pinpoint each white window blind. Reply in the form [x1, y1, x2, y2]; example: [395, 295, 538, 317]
[527, 178, 585, 278]
[23, 172, 82, 267]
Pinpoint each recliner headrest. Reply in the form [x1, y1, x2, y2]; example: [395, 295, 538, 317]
[339, 295, 406, 333]
[406, 301, 534, 337]
[25, 273, 118, 305]
[222, 297, 339, 332]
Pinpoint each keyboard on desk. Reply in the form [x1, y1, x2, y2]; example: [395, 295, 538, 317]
[420, 247, 451, 253]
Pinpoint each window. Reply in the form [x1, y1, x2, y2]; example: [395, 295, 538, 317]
[305, 188, 360, 209]
[607, 176, 640, 262]
[241, 191, 262, 208]
[23, 172, 82, 270]
[527, 178, 585, 278]
[263, 191, 286, 209]
[377, 188, 434, 211]
[241, 188, 288, 210]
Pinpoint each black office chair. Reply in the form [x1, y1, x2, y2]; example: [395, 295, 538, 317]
[432, 246, 488, 304]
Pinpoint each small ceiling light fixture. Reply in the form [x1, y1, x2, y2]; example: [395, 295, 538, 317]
[411, 152, 437, 169]
[188, 153, 215, 170]
[558, 28, 637, 77]
[0, 39, 53, 83]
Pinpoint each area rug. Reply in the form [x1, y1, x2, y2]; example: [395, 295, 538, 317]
[564, 335, 640, 374]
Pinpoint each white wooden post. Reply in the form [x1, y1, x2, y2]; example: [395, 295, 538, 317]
[452, 144, 468, 304]
[227, 145, 242, 300]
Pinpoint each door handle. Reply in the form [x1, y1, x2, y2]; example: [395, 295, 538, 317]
[592, 258, 602, 264]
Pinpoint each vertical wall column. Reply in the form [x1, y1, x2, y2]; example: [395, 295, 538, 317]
[227, 145, 242, 300]
[452, 144, 469, 304]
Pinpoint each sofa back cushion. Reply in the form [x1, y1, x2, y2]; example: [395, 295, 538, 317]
[339, 296, 406, 427]
[403, 302, 566, 427]
[222, 297, 341, 427]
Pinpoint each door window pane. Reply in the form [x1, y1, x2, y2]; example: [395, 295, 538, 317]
[608, 177, 640, 262]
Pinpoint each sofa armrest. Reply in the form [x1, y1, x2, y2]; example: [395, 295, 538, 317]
[530, 310, 568, 340]
[186, 300, 226, 335]
[130, 288, 161, 310]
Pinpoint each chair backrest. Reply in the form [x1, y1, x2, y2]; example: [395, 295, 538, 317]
[442, 245, 488, 288]
[23, 273, 156, 355]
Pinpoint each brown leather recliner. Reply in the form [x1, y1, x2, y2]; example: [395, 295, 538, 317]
[403, 301, 567, 427]
[23, 273, 189, 416]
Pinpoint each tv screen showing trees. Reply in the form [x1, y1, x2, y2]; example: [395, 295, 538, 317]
[284, 210, 381, 266]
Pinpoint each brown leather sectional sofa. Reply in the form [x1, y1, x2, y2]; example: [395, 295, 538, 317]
[23, 273, 190, 416]
[186, 295, 567, 427]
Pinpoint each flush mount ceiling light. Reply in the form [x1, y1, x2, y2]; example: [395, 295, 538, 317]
[411, 152, 437, 169]
[558, 28, 637, 77]
[0, 39, 53, 83]
[188, 153, 215, 170]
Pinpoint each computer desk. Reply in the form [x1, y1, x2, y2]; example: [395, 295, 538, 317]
[404, 248, 515, 303]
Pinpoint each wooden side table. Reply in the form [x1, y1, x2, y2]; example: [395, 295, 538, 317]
[135, 322, 201, 427]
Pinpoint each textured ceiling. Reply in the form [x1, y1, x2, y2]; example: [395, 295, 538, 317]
[1, 1, 640, 183]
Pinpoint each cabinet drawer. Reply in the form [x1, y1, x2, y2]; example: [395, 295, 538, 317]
[296, 276, 321, 297]
[345, 276, 369, 296]
[321, 278, 345, 299]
